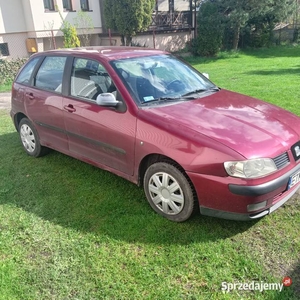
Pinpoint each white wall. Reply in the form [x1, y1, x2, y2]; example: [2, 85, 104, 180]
[157, 0, 190, 11]
[28, 0, 102, 35]
[132, 31, 191, 52]
[99, 31, 191, 52]
[0, 0, 102, 36]
[0, 0, 103, 57]
[0, 0, 27, 33]
[0, 33, 29, 57]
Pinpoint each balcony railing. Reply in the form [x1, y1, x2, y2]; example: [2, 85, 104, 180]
[148, 11, 191, 31]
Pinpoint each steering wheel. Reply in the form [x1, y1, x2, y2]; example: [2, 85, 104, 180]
[166, 79, 185, 92]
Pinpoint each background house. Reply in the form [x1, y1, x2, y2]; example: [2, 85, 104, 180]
[0, 0, 194, 59]
[0, 0, 103, 58]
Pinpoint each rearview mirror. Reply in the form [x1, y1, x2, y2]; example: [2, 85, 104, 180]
[96, 93, 119, 107]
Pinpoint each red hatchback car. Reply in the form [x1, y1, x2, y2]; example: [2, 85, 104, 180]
[11, 47, 300, 222]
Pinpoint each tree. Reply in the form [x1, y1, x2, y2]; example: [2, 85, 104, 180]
[292, 0, 300, 42]
[104, 0, 155, 46]
[243, 0, 295, 47]
[194, 1, 224, 56]
[74, 10, 94, 46]
[193, 0, 295, 54]
[218, 0, 250, 50]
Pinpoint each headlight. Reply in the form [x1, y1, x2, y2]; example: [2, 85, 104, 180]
[224, 158, 277, 179]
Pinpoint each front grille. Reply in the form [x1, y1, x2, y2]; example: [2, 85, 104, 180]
[273, 152, 290, 169]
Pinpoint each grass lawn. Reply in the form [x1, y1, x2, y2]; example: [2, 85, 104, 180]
[185, 45, 300, 116]
[0, 45, 300, 299]
[0, 82, 12, 93]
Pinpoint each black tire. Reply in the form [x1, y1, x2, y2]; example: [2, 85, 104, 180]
[143, 162, 196, 222]
[18, 118, 49, 157]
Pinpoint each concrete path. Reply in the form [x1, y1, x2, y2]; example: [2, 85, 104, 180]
[0, 92, 11, 111]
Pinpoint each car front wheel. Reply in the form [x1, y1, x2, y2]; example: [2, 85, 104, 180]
[144, 162, 196, 222]
[19, 118, 48, 157]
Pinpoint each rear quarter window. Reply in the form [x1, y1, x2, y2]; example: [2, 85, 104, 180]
[35, 56, 67, 92]
[15, 57, 40, 85]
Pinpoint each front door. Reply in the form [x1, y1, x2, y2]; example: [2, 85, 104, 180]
[62, 57, 136, 175]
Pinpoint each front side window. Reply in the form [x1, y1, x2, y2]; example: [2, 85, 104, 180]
[15, 57, 40, 85]
[70, 58, 116, 100]
[80, 0, 89, 11]
[43, 0, 55, 11]
[63, 0, 73, 11]
[35, 56, 66, 92]
[111, 55, 216, 105]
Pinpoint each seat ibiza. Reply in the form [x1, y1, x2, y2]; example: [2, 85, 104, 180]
[10, 47, 300, 222]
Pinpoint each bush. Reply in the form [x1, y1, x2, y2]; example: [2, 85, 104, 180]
[191, 1, 224, 56]
[0, 58, 28, 85]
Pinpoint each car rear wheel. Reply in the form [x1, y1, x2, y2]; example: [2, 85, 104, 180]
[144, 162, 196, 222]
[19, 118, 48, 157]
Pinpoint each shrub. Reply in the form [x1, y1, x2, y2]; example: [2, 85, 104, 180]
[60, 21, 81, 48]
[191, 1, 224, 56]
[58, 8, 80, 48]
[0, 58, 28, 85]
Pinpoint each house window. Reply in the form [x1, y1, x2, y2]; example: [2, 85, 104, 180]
[43, 0, 55, 11]
[0, 43, 9, 56]
[80, 0, 89, 11]
[63, 0, 73, 11]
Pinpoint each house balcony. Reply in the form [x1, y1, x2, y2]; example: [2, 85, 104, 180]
[148, 11, 192, 32]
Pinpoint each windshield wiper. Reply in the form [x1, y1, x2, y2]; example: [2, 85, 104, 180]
[182, 87, 220, 97]
[141, 96, 194, 105]
[155, 96, 181, 101]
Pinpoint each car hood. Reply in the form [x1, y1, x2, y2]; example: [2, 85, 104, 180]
[139, 89, 300, 159]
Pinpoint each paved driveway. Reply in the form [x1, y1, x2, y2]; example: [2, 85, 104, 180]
[0, 92, 11, 111]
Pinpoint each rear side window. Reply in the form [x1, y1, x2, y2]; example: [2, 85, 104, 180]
[15, 57, 40, 85]
[35, 56, 67, 92]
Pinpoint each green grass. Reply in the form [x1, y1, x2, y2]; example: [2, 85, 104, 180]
[0, 82, 12, 93]
[185, 44, 300, 116]
[1, 45, 300, 299]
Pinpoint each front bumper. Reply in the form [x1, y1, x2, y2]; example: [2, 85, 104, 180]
[187, 163, 300, 221]
[200, 184, 300, 221]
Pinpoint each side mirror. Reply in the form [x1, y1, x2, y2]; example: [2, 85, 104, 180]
[96, 93, 119, 107]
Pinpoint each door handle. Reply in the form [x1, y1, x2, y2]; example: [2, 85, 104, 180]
[64, 104, 76, 113]
[26, 92, 35, 100]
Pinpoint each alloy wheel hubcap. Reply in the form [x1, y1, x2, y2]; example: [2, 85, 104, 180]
[148, 172, 184, 215]
[20, 124, 36, 153]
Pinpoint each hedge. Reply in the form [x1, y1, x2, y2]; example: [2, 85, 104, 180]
[0, 58, 28, 85]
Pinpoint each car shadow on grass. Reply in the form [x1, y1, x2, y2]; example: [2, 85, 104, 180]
[273, 261, 300, 299]
[289, 262, 300, 297]
[0, 131, 271, 246]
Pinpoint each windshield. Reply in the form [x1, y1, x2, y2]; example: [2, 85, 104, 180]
[110, 54, 217, 105]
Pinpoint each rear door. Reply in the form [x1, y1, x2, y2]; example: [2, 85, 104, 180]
[62, 57, 136, 175]
[24, 55, 68, 152]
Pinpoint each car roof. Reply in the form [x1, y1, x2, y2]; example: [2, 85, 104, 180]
[33, 46, 169, 61]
